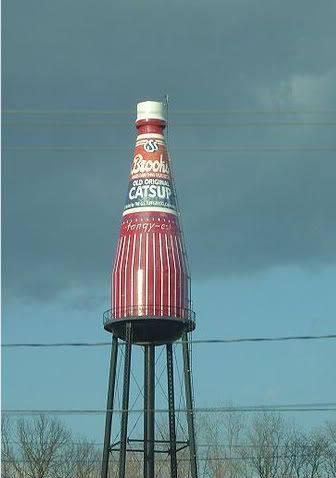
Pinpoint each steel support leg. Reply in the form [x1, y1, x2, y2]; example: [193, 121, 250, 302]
[166, 344, 178, 478]
[118, 323, 132, 478]
[144, 345, 155, 478]
[101, 334, 119, 478]
[182, 332, 198, 478]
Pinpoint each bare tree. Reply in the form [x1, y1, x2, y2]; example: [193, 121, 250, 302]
[284, 428, 329, 478]
[223, 412, 247, 478]
[1, 416, 102, 478]
[246, 412, 285, 478]
[304, 432, 329, 478]
[54, 441, 78, 478]
[285, 429, 309, 478]
[200, 412, 246, 478]
[1, 416, 21, 478]
[324, 421, 336, 478]
[12, 414, 71, 478]
[71, 440, 101, 478]
[201, 414, 226, 478]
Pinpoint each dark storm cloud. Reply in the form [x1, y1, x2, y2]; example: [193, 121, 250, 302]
[3, 0, 336, 302]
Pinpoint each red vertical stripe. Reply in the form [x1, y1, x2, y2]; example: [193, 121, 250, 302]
[176, 235, 186, 316]
[154, 234, 161, 316]
[138, 233, 146, 316]
[130, 234, 137, 314]
[152, 233, 156, 316]
[178, 236, 189, 311]
[166, 233, 174, 316]
[159, 233, 164, 316]
[114, 236, 125, 318]
[112, 238, 123, 316]
[174, 235, 181, 315]
[146, 234, 155, 316]
[145, 233, 149, 316]
[123, 236, 131, 317]
[164, 234, 170, 316]
[170, 235, 177, 316]
[118, 237, 126, 317]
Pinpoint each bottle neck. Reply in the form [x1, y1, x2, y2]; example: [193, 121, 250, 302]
[135, 119, 166, 135]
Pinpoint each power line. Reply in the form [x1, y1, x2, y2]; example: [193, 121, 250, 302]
[2, 109, 336, 115]
[2, 403, 336, 416]
[0, 456, 291, 463]
[3, 145, 336, 153]
[3, 121, 336, 127]
[4, 440, 293, 449]
[2, 334, 336, 348]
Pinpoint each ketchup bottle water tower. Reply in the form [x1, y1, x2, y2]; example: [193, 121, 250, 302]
[101, 100, 198, 478]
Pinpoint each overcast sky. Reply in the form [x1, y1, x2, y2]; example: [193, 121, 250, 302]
[2, 0, 336, 439]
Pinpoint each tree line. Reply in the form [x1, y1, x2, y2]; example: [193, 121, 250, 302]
[199, 412, 336, 478]
[1, 413, 335, 477]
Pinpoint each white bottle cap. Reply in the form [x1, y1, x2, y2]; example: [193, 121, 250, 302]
[136, 101, 165, 122]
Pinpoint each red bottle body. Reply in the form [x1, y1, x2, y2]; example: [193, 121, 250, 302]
[112, 120, 190, 322]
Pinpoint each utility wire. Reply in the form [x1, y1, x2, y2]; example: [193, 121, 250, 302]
[2, 334, 336, 348]
[2, 403, 336, 416]
[0, 456, 295, 463]
[2, 109, 336, 115]
[3, 145, 336, 152]
[4, 440, 300, 449]
[3, 121, 336, 127]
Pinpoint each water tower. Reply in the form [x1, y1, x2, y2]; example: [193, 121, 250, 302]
[101, 100, 198, 478]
